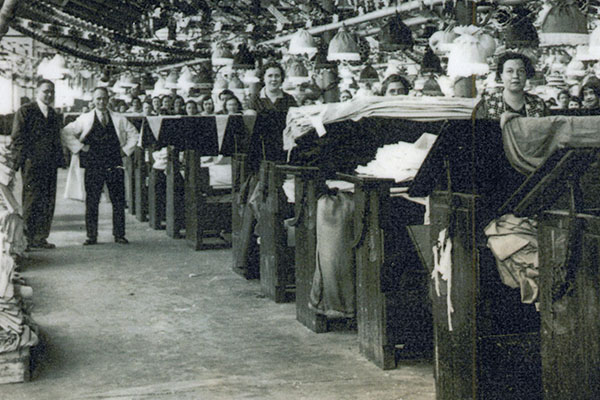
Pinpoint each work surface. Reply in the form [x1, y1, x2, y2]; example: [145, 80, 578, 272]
[3, 169, 434, 400]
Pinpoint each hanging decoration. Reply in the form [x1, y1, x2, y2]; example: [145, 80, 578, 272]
[447, 26, 490, 78]
[328, 27, 361, 62]
[11, 21, 194, 67]
[288, 29, 318, 56]
[378, 14, 414, 52]
[539, 0, 589, 47]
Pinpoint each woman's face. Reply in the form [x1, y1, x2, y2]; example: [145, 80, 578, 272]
[174, 98, 185, 113]
[203, 99, 214, 114]
[185, 102, 198, 115]
[501, 59, 527, 93]
[385, 82, 407, 96]
[557, 93, 569, 108]
[340, 91, 352, 102]
[582, 87, 599, 109]
[152, 97, 161, 110]
[264, 67, 283, 91]
[225, 98, 240, 114]
[143, 102, 153, 115]
[162, 96, 173, 110]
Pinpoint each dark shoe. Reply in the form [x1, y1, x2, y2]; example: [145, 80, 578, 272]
[83, 238, 97, 246]
[29, 240, 56, 249]
[114, 237, 129, 244]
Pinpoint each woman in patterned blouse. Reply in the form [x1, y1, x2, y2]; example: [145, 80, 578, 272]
[474, 52, 548, 120]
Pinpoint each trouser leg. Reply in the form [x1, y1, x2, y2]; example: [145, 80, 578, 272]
[84, 168, 105, 239]
[21, 161, 57, 243]
[35, 167, 57, 242]
[105, 167, 126, 238]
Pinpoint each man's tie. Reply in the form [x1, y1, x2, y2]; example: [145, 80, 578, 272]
[102, 112, 108, 126]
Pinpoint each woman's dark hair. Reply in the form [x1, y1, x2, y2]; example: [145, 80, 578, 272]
[259, 62, 285, 83]
[496, 52, 535, 81]
[225, 95, 243, 112]
[198, 94, 213, 112]
[569, 96, 582, 106]
[218, 89, 235, 100]
[581, 77, 600, 100]
[380, 74, 411, 95]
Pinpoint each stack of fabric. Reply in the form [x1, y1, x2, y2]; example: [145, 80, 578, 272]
[0, 145, 38, 355]
[283, 96, 478, 152]
[355, 132, 438, 183]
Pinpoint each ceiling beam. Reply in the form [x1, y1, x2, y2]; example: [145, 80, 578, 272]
[260, 0, 446, 45]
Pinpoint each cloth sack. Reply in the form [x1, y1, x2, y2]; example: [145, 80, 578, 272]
[64, 154, 85, 201]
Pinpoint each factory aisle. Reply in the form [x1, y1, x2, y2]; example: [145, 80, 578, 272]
[3, 169, 435, 400]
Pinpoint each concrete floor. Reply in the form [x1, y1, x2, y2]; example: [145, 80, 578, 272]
[3, 170, 435, 400]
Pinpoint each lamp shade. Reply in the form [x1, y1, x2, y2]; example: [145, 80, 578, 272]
[120, 72, 137, 88]
[212, 43, 234, 66]
[359, 64, 379, 83]
[504, 8, 539, 48]
[539, 3, 588, 47]
[328, 27, 360, 61]
[286, 60, 310, 85]
[589, 26, 600, 59]
[196, 67, 214, 90]
[420, 48, 443, 74]
[232, 44, 255, 70]
[447, 26, 490, 78]
[429, 28, 457, 55]
[422, 76, 444, 97]
[378, 14, 413, 51]
[289, 29, 318, 56]
[164, 69, 180, 89]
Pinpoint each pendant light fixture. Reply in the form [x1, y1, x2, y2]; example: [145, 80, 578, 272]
[289, 29, 318, 57]
[539, 1, 588, 47]
[212, 43, 234, 66]
[232, 43, 256, 70]
[378, 13, 414, 52]
[328, 26, 360, 62]
[447, 26, 489, 78]
[504, 6, 539, 49]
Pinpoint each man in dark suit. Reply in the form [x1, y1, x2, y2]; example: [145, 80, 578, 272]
[10, 79, 65, 249]
[62, 87, 139, 245]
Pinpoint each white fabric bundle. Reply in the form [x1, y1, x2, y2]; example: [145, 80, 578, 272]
[283, 96, 477, 151]
[355, 133, 438, 183]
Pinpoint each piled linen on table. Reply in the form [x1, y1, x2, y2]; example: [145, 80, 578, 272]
[0, 157, 38, 354]
[355, 132, 438, 183]
[502, 115, 600, 174]
[283, 95, 478, 152]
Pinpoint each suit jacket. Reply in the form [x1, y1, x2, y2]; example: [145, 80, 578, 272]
[10, 102, 65, 170]
[61, 110, 139, 157]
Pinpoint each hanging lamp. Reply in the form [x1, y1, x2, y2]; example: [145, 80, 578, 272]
[164, 69, 180, 90]
[589, 25, 600, 59]
[378, 14, 413, 51]
[286, 60, 311, 85]
[429, 27, 457, 56]
[328, 27, 360, 62]
[289, 29, 318, 56]
[539, 1, 588, 47]
[447, 26, 489, 78]
[359, 64, 379, 84]
[504, 7, 539, 49]
[422, 76, 444, 97]
[420, 48, 443, 74]
[212, 43, 234, 66]
[232, 44, 256, 70]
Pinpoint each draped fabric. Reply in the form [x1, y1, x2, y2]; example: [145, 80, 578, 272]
[283, 96, 478, 152]
[502, 115, 600, 174]
[309, 192, 356, 318]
